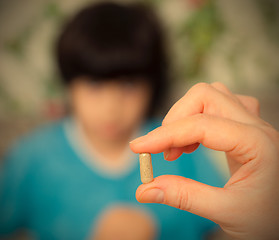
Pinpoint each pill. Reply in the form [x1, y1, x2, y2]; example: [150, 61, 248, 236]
[139, 153, 153, 184]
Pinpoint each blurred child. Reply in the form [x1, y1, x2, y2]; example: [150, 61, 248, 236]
[0, 2, 225, 240]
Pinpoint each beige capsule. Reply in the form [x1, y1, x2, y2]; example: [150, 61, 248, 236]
[139, 153, 153, 184]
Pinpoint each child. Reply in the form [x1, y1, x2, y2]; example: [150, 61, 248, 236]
[0, 2, 224, 240]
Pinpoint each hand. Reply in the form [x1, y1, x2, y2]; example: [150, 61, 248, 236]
[92, 206, 156, 240]
[130, 82, 279, 239]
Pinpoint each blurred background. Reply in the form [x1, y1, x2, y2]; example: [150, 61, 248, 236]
[1, 0, 279, 159]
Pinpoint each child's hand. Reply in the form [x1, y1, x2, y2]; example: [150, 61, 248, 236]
[92, 206, 156, 240]
[130, 82, 279, 239]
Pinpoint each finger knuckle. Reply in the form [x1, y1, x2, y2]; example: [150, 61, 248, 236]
[211, 81, 226, 89]
[190, 82, 211, 96]
[176, 187, 192, 211]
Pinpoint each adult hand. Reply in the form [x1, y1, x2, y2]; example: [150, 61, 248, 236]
[130, 82, 279, 239]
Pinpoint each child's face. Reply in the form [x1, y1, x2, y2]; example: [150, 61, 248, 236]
[70, 77, 152, 141]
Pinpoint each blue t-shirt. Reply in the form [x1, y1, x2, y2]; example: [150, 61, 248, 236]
[0, 119, 225, 240]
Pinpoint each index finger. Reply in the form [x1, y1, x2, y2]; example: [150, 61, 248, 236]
[130, 114, 263, 165]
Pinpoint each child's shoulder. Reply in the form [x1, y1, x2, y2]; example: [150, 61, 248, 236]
[4, 119, 66, 160]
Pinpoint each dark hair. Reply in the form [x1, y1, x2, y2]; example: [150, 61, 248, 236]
[56, 1, 168, 116]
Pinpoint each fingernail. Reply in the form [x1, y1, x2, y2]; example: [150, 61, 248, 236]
[139, 188, 164, 203]
[164, 151, 169, 160]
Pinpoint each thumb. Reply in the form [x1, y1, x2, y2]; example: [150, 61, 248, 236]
[136, 175, 230, 223]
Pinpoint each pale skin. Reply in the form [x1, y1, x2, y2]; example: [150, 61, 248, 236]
[92, 206, 156, 240]
[130, 82, 279, 240]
